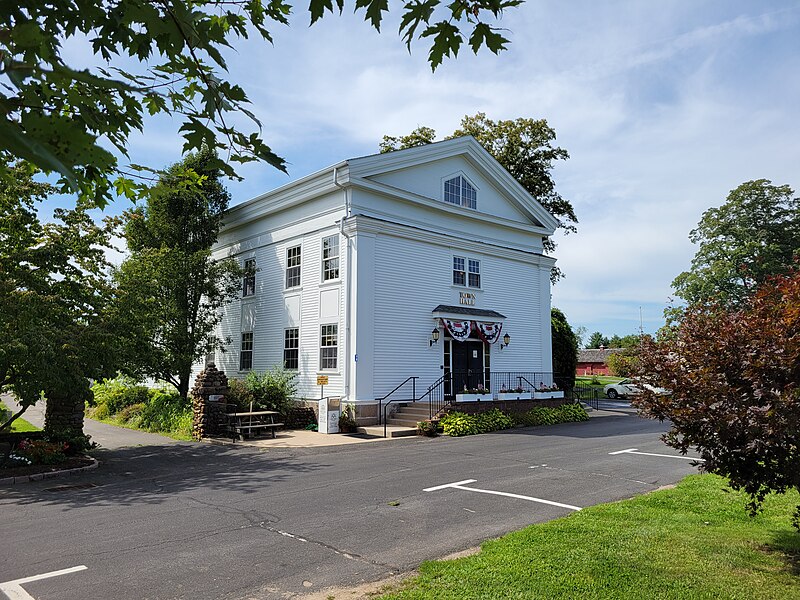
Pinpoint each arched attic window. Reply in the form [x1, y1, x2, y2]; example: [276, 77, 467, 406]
[443, 175, 477, 209]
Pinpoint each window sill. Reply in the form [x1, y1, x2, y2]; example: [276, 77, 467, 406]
[284, 287, 303, 294]
[319, 279, 342, 288]
[451, 285, 483, 292]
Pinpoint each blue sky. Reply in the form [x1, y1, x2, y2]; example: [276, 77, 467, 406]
[58, 0, 800, 343]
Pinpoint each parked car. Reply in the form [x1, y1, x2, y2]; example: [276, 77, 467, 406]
[603, 378, 668, 399]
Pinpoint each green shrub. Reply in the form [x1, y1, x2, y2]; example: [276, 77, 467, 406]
[417, 420, 438, 437]
[225, 378, 254, 412]
[475, 408, 514, 433]
[513, 403, 589, 427]
[118, 402, 146, 424]
[339, 404, 358, 433]
[42, 428, 96, 456]
[138, 389, 191, 436]
[87, 402, 110, 420]
[440, 412, 479, 437]
[244, 366, 297, 415]
[90, 376, 150, 414]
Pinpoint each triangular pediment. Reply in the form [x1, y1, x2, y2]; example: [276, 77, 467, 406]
[346, 137, 559, 233]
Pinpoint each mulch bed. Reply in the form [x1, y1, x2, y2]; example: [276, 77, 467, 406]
[0, 456, 94, 479]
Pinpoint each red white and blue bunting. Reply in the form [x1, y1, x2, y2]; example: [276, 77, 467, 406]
[442, 319, 472, 342]
[441, 319, 503, 343]
[475, 321, 503, 344]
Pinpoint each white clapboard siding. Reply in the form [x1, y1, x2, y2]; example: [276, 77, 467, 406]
[370, 231, 548, 398]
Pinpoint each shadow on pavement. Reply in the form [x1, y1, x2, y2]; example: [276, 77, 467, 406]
[0, 442, 330, 509]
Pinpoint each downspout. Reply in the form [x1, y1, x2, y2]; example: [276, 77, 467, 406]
[334, 166, 352, 402]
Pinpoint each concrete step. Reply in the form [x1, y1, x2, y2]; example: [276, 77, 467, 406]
[357, 425, 417, 438]
[393, 406, 433, 417]
[386, 417, 423, 428]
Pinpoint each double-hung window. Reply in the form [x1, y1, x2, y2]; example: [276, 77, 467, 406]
[320, 324, 338, 370]
[285, 245, 301, 289]
[444, 175, 477, 209]
[453, 256, 466, 286]
[322, 235, 339, 281]
[468, 259, 481, 288]
[284, 328, 299, 370]
[240, 332, 253, 371]
[242, 258, 256, 297]
[453, 256, 480, 288]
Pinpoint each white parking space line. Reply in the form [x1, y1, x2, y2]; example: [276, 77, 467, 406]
[0, 566, 87, 600]
[609, 448, 705, 461]
[424, 479, 581, 511]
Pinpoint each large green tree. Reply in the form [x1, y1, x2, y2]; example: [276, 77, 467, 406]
[115, 148, 242, 399]
[586, 331, 609, 349]
[0, 158, 116, 437]
[1, 1, 523, 207]
[672, 179, 800, 307]
[380, 113, 576, 282]
[551, 308, 578, 390]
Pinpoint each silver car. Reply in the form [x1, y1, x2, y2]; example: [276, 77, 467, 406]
[603, 378, 668, 399]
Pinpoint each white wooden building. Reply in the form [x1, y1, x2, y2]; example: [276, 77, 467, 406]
[211, 136, 559, 423]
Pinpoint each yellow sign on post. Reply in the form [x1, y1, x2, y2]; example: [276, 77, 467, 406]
[316, 375, 329, 386]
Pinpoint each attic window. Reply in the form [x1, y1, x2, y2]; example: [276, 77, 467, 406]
[444, 175, 477, 209]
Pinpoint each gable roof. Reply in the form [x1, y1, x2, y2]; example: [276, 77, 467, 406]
[577, 348, 624, 364]
[346, 137, 560, 233]
[224, 136, 559, 234]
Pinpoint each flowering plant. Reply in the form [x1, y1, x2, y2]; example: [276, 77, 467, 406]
[16, 439, 68, 465]
[538, 382, 560, 392]
[462, 384, 489, 395]
[500, 385, 525, 394]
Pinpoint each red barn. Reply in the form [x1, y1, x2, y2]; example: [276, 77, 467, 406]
[576, 347, 623, 376]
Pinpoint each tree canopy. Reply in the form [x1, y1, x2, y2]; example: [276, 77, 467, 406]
[114, 148, 242, 399]
[635, 268, 800, 529]
[586, 331, 609, 349]
[380, 113, 575, 282]
[551, 308, 578, 389]
[1, 0, 524, 208]
[0, 157, 116, 435]
[672, 179, 800, 307]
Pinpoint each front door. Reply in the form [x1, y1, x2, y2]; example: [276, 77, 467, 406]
[451, 340, 484, 395]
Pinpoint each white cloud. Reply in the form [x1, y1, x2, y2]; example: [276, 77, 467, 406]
[43, 1, 800, 338]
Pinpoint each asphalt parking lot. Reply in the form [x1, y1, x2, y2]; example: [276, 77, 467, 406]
[0, 407, 703, 600]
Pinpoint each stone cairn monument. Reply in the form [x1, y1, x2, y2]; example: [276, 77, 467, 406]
[191, 363, 229, 440]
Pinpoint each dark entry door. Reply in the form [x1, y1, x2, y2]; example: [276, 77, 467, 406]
[451, 341, 484, 394]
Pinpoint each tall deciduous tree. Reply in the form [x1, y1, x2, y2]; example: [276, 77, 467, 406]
[551, 308, 578, 390]
[1, 1, 523, 207]
[115, 148, 242, 399]
[380, 114, 575, 282]
[0, 158, 116, 437]
[635, 269, 800, 529]
[672, 179, 800, 307]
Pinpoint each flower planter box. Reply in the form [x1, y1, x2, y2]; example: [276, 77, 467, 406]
[456, 393, 491, 402]
[496, 392, 532, 401]
[533, 391, 564, 400]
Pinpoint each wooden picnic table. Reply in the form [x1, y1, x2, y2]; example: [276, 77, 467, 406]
[227, 410, 284, 442]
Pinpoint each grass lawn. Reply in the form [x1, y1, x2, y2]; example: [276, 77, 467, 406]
[8, 417, 40, 433]
[378, 475, 800, 600]
[575, 375, 624, 386]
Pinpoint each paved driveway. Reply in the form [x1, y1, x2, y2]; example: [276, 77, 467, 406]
[0, 408, 703, 600]
[2, 394, 179, 450]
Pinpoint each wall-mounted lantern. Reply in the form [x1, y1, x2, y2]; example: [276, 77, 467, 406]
[500, 332, 511, 350]
[429, 328, 440, 347]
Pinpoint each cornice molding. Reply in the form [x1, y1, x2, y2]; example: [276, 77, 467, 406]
[342, 215, 557, 268]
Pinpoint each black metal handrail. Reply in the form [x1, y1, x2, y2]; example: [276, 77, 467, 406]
[414, 372, 454, 422]
[378, 377, 418, 436]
